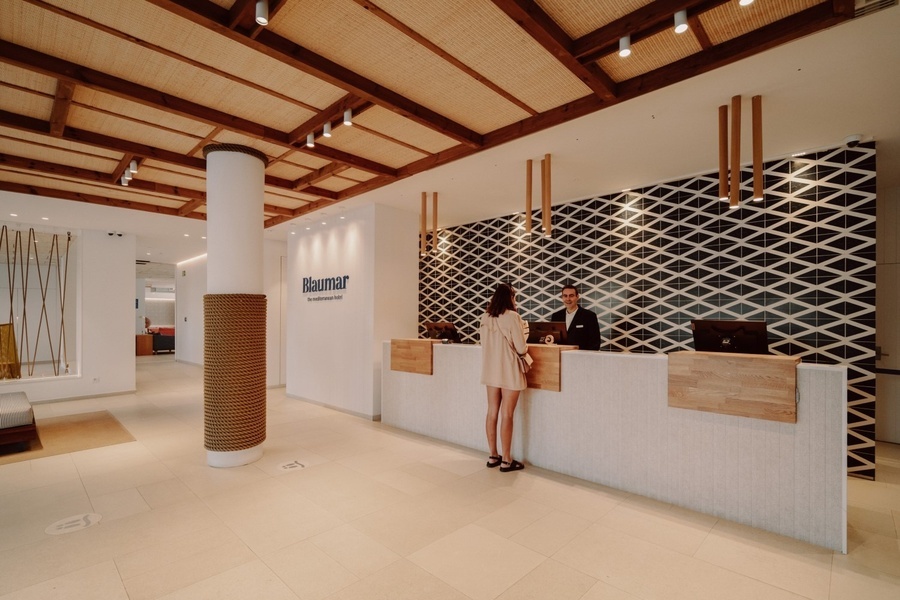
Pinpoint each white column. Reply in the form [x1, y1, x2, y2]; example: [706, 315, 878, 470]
[203, 145, 267, 467]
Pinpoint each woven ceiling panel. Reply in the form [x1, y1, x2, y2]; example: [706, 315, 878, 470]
[355, 106, 458, 155]
[702, 0, 823, 45]
[337, 168, 377, 183]
[313, 177, 358, 193]
[67, 106, 202, 156]
[541, 0, 650, 39]
[265, 161, 312, 181]
[272, 0, 529, 133]
[0, 87, 52, 122]
[0, 63, 57, 95]
[599, 27, 703, 83]
[73, 89, 214, 139]
[276, 152, 332, 172]
[136, 165, 205, 193]
[375, 0, 590, 113]
[0, 137, 118, 174]
[0, 169, 185, 210]
[0, 124, 122, 159]
[321, 123, 428, 168]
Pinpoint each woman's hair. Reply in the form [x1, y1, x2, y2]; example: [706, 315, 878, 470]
[486, 283, 516, 317]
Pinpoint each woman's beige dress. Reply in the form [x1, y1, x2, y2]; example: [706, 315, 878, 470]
[480, 309, 529, 391]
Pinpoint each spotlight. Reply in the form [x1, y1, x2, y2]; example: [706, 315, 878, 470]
[323, 121, 332, 137]
[844, 134, 862, 148]
[129, 159, 138, 174]
[306, 132, 315, 148]
[674, 10, 688, 34]
[618, 35, 631, 58]
[255, 0, 268, 26]
[120, 174, 129, 186]
[344, 108, 352, 126]
[739, 0, 754, 5]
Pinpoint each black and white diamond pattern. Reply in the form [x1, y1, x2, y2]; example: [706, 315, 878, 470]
[420, 144, 877, 479]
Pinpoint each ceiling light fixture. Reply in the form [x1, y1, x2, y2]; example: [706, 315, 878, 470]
[323, 121, 332, 137]
[739, 0, 754, 6]
[306, 133, 315, 148]
[674, 10, 689, 34]
[129, 159, 138, 174]
[255, 0, 269, 26]
[618, 35, 631, 58]
[121, 174, 129, 186]
[343, 109, 352, 126]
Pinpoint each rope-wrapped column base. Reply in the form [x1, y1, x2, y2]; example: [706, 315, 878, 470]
[204, 294, 266, 453]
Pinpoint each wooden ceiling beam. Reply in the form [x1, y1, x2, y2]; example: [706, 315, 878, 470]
[288, 94, 365, 145]
[147, 0, 484, 149]
[0, 109, 208, 170]
[616, 3, 851, 98]
[0, 44, 391, 178]
[572, 0, 727, 62]
[489, 0, 617, 101]
[48, 80, 75, 137]
[335, 3, 851, 205]
[0, 40, 290, 145]
[0, 181, 207, 221]
[354, 0, 538, 116]
[293, 163, 350, 191]
[300, 143, 397, 178]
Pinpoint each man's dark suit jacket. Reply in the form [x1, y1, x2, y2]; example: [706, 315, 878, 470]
[550, 306, 601, 350]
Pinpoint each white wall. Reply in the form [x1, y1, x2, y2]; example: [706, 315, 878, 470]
[286, 204, 418, 418]
[0, 230, 136, 402]
[174, 239, 286, 388]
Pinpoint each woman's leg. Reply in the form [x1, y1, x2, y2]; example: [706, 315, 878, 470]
[499, 388, 521, 462]
[485, 386, 502, 458]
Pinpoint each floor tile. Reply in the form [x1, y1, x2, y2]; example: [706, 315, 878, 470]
[0, 560, 128, 600]
[155, 560, 300, 600]
[263, 540, 358, 600]
[495, 558, 596, 600]
[409, 524, 545, 600]
[323, 558, 471, 600]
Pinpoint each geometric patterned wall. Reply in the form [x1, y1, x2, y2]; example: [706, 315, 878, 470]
[420, 143, 877, 479]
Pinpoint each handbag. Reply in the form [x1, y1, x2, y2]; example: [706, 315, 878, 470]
[499, 317, 533, 374]
[517, 351, 534, 374]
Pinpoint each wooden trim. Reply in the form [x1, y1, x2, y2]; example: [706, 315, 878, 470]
[390, 338, 436, 375]
[752, 94, 763, 201]
[718, 104, 728, 200]
[729, 95, 741, 208]
[668, 351, 800, 423]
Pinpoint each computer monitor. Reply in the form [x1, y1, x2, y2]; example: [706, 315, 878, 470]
[690, 319, 769, 355]
[527, 321, 568, 345]
[423, 321, 461, 343]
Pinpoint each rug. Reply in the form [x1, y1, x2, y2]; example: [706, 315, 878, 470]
[0, 410, 135, 465]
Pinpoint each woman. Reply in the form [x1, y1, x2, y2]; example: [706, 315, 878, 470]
[479, 283, 528, 472]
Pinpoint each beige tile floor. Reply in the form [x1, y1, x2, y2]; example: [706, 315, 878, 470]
[1, 355, 899, 599]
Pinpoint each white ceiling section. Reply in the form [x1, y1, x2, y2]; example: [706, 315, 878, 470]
[0, 3, 898, 265]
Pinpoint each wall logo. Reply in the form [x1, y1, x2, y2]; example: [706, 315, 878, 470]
[303, 275, 349, 302]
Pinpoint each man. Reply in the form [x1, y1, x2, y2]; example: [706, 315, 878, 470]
[551, 284, 601, 350]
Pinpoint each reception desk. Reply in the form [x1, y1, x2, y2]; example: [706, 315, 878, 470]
[381, 342, 847, 552]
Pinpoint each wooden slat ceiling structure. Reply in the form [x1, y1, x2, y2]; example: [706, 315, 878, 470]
[0, 0, 860, 228]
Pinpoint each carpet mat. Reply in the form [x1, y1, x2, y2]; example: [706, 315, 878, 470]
[0, 410, 135, 465]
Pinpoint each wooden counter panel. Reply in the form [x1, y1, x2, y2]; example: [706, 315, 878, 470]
[668, 351, 800, 423]
[390, 339, 437, 375]
[526, 344, 578, 391]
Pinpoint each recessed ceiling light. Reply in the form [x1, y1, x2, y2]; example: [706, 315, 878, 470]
[321, 221, 326, 225]
[339, 216, 345, 219]
[306, 227, 311, 230]
[290, 231, 296, 234]
[201, 236, 206, 240]
[183, 234, 189, 237]
[146, 252, 151, 256]
[41, 217, 49, 220]
[9, 213, 17, 217]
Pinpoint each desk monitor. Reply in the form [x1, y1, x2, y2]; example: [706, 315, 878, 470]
[423, 321, 461, 343]
[527, 321, 568, 345]
[690, 319, 769, 354]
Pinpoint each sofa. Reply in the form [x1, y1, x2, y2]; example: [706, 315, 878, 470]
[150, 327, 175, 354]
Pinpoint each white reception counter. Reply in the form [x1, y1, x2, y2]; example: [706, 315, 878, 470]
[381, 342, 847, 552]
